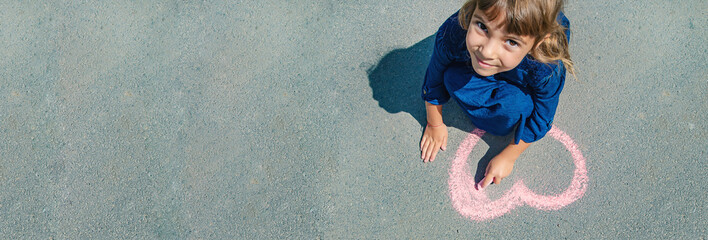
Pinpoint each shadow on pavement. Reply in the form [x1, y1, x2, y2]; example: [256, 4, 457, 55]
[367, 35, 434, 127]
[367, 35, 510, 183]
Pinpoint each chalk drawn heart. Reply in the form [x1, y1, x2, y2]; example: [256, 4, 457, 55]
[448, 126, 588, 221]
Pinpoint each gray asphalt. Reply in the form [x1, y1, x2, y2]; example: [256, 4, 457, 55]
[0, 1, 706, 239]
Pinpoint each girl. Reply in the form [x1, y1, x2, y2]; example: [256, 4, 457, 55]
[420, 0, 574, 189]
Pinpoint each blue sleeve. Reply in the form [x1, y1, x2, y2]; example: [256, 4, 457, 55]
[517, 64, 565, 143]
[515, 12, 570, 143]
[421, 14, 457, 105]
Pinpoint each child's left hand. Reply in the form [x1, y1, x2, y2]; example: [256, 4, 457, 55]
[478, 154, 517, 189]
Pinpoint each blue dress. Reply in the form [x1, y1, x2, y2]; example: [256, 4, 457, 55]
[422, 11, 570, 144]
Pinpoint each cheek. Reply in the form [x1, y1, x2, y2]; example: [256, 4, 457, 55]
[465, 31, 480, 49]
[500, 52, 528, 70]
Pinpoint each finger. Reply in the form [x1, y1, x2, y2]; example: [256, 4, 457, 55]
[425, 142, 436, 162]
[481, 175, 494, 189]
[421, 133, 431, 151]
[442, 136, 448, 151]
[420, 135, 425, 151]
[421, 139, 430, 160]
[493, 176, 501, 185]
[430, 143, 440, 162]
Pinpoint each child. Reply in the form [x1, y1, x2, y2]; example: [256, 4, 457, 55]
[420, 0, 574, 189]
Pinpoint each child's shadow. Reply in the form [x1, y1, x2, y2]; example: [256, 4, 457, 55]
[367, 35, 509, 183]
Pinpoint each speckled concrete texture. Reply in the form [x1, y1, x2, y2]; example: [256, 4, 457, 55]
[0, 1, 705, 238]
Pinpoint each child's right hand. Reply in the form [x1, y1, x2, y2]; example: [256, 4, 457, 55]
[420, 123, 448, 162]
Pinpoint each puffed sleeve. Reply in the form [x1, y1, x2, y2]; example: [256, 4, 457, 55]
[515, 64, 566, 144]
[421, 13, 458, 105]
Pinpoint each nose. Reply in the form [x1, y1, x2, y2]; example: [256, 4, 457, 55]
[478, 39, 499, 59]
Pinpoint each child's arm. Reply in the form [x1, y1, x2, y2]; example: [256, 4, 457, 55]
[420, 13, 465, 162]
[420, 101, 447, 162]
[478, 139, 531, 188]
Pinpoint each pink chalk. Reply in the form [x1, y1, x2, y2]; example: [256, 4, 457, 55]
[448, 126, 589, 221]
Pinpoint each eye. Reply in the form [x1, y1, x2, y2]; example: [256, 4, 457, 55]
[475, 21, 488, 33]
[506, 39, 519, 47]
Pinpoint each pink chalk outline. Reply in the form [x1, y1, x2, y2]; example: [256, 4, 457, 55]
[448, 126, 588, 221]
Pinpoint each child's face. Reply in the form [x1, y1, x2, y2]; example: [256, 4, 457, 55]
[466, 9, 537, 76]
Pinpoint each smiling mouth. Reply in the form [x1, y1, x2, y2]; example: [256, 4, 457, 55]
[474, 55, 494, 68]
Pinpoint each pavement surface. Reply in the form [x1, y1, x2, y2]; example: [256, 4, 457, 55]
[0, 0, 706, 239]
